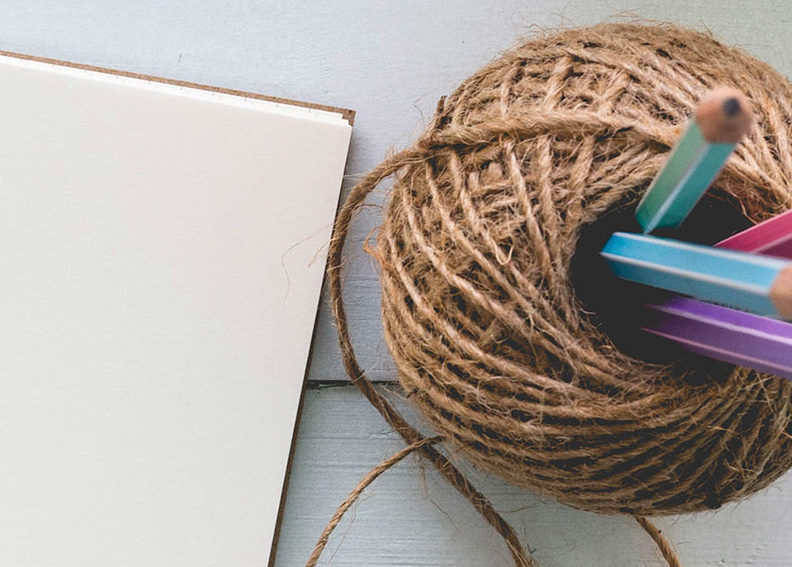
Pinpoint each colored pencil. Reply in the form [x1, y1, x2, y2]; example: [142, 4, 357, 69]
[717, 209, 792, 258]
[635, 87, 753, 233]
[642, 296, 792, 380]
[601, 232, 792, 319]
[640, 213, 792, 377]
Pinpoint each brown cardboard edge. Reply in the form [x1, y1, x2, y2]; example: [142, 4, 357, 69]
[0, 50, 355, 126]
[267, 361, 309, 567]
[267, 141, 355, 566]
[267, 326, 320, 567]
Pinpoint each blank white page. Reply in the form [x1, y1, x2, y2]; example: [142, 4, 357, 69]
[0, 53, 351, 566]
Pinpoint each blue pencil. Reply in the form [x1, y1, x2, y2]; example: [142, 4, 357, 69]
[601, 232, 792, 319]
[635, 87, 753, 233]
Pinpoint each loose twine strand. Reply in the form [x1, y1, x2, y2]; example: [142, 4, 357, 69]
[635, 517, 683, 567]
[309, 147, 680, 567]
[304, 436, 441, 567]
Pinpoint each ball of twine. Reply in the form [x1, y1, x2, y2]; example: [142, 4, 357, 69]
[374, 23, 792, 516]
[377, 25, 792, 515]
[374, 22, 792, 515]
[321, 22, 792, 567]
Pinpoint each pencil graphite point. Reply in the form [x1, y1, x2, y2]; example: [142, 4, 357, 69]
[771, 265, 792, 319]
[722, 97, 741, 117]
[695, 87, 754, 143]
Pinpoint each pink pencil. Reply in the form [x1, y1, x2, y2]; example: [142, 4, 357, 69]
[717, 209, 792, 258]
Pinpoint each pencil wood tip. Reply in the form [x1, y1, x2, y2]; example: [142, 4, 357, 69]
[695, 87, 754, 144]
[771, 265, 792, 319]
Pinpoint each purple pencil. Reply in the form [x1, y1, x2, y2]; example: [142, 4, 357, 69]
[642, 296, 792, 379]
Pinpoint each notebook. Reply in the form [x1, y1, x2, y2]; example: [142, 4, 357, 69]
[0, 52, 353, 566]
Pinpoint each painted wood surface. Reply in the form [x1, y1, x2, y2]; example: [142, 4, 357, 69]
[276, 385, 792, 567]
[4, 2, 792, 566]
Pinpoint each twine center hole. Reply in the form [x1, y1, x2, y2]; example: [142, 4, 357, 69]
[569, 191, 753, 364]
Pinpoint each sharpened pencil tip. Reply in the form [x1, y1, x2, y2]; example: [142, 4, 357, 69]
[695, 87, 753, 143]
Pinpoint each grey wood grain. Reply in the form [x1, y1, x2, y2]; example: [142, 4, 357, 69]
[276, 385, 792, 567]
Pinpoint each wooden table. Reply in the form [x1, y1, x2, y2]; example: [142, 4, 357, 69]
[5, 2, 792, 565]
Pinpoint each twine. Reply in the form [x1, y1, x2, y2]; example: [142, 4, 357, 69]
[315, 23, 792, 566]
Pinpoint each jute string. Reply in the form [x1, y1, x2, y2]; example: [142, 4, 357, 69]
[310, 23, 792, 566]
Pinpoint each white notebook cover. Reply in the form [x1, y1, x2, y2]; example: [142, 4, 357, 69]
[0, 52, 352, 566]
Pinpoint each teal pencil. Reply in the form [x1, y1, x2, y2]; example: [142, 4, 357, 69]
[601, 232, 792, 320]
[635, 88, 754, 233]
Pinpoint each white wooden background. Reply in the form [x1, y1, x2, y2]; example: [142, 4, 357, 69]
[3, 2, 792, 565]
